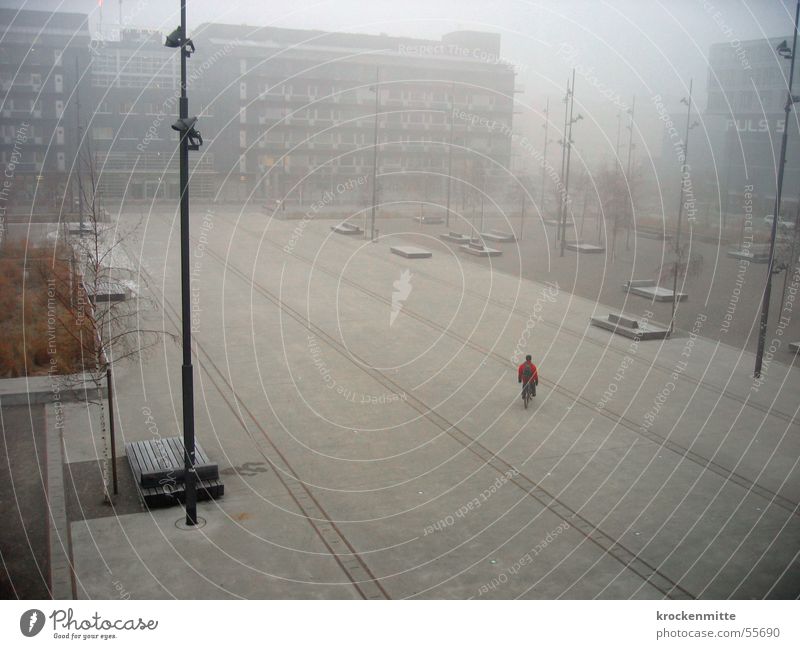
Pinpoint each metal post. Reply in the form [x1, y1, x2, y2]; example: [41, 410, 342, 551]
[106, 367, 118, 495]
[625, 95, 636, 250]
[755, 1, 800, 377]
[670, 79, 694, 337]
[445, 81, 455, 227]
[560, 69, 576, 257]
[178, 0, 197, 525]
[556, 79, 569, 248]
[519, 185, 526, 241]
[369, 66, 380, 242]
[539, 98, 549, 215]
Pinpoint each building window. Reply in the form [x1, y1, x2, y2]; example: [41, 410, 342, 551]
[93, 127, 114, 140]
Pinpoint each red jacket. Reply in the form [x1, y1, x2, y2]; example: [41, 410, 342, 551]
[518, 361, 538, 384]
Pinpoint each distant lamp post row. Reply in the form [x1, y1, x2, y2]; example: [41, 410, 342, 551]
[755, 0, 800, 378]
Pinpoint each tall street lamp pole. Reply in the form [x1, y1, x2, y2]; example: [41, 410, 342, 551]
[540, 98, 549, 215]
[670, 79, 694, 338]
[445, 81, 455, 228]
[556, 78, 570, 248]
[166, 1, 201, 525]
[625, 95, 636, 250]
[755, 3, 800, 378]
[560, 69, 578, 257]
[369, 66, 380, 241]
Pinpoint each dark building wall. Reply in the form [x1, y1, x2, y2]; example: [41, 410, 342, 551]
[0, 9, 90, 211]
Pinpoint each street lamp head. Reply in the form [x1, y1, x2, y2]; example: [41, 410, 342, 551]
[164, 26, 195, 56]
[777, 39, 792, 59]
[165, 26, 183, 48]
[574, 113, 583, 122]
[680, 97, 689, 106]
[690, 120, 699, 129]
[171, 116, 203, 150]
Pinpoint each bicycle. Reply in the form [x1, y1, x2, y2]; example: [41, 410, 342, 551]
[521, 380, 536, 409]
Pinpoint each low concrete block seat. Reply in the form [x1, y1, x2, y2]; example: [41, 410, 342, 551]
[331, 223, 362, 235]
[413, 215, 444, 224]
[390, 245, 432, 259]
[622, 279, 688, 302]
[565, 241, 605, 253]
[459, 239, 502, 257]
[590, 312, 670, 340]
[440, 231, 471, 243]
[727, 244, 770, 263]
[480, 229, 516, 242]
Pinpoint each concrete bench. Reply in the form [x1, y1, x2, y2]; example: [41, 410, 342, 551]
[565, 241, 605, 253]
[440, 231, 470, 243]
[623, 279, 657, 289]
[390, 246, 432, 259]
[608, 313, 639, 329]
[590, 312, 670, 340]
[331, 223, 362, 235]
[480, 230, 516, 243]
[459, 241, 502, 257]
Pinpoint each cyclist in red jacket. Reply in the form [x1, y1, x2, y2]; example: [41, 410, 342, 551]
[518, 355, 539, 398]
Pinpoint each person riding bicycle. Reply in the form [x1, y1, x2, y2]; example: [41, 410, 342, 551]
[518, 355, 539, 398]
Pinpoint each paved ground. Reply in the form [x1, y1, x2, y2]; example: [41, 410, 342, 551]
[57, 204, 800, 599]
[371, 209, 800, 358]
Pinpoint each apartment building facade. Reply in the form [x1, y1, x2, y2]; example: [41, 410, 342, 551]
[2, 10, 516, 210]
[0, 9, 90, 211]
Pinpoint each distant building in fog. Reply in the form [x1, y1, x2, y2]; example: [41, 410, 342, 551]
[660, 36, 800, 227]
[196, 23, 516, 204]
[1, 11, 517, 210]
[706, 36, 800, 221]
[0, 9, 90, 210]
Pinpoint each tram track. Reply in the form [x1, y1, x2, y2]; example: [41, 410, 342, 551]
[154, 222, 697, 599]
[211, 213, 800, 519]
[139, 262, 390, 600]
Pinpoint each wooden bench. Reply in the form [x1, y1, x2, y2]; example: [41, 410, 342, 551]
[125, 437, 224, 508]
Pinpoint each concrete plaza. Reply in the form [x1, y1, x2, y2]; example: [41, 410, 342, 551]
[57, 205, 800, 599]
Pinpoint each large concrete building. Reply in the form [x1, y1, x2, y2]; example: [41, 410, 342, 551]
[706, 36, 800, 222]
[195, 23, 517, 205]
[0, 9, 90, 213]
[660, 36, 800, 228]
[1, 10, 517, 211]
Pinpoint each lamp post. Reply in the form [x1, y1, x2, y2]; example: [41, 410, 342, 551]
[369, 66, 380, 241]
[539, 98, 549, 216]
[755, 4, 800, 378]
[165, 1, 202, 526]
[556, 77, 570, 248]
[560, 70, 581, 257]
[625, 95, 636, 250]
[669, 80, 696, 337]
[445, 80, 455, 227]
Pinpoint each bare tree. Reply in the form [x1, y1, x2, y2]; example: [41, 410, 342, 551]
[42, 140, 173, 502]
